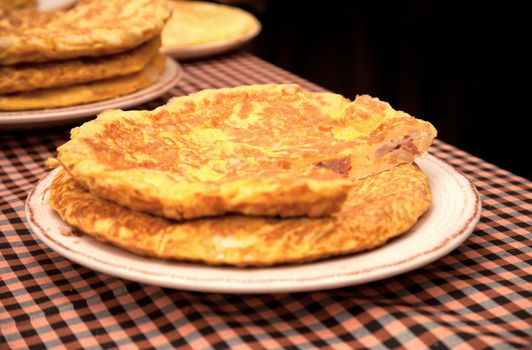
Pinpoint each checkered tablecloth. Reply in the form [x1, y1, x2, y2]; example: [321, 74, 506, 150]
[1, 52, 531, 349]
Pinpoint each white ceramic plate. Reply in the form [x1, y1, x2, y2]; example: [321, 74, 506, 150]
[38, 0, 76, 11]
[161, 23, 261, 60]
[26, 155, 481, 294]
[0, 58, 182, 130]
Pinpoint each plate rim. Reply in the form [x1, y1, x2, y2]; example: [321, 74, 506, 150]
[0, 58, 183, 127]
[25, 154, 481, 293]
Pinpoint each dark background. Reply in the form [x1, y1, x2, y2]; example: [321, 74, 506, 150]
[236, 0, 530, 179]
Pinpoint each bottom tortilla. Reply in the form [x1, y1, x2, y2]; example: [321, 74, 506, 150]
[0, 55, 166, 111]
[49, 163, 432, 266]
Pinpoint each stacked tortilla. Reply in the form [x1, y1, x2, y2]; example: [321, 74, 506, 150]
[0, 0, 171, 110]
[50, 84, 437, 266]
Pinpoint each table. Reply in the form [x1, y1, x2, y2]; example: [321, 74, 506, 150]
[1, 52, 531, 349]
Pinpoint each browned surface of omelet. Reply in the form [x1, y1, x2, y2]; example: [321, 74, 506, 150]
[0, 0, 171, 65]
[0, 0, 35, 11]
[0, 38, 160, 94]
[0, 54, 166, 110]
[49, 163, 432, 266]
[57, 84, 436, 220]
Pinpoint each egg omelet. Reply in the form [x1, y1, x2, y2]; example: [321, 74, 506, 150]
[0, 38, 160, 95]
[0, 0, 171, 65]
[0, 54, 166, 110]
[0, 0, 35, 11]
[57, 84, 436, 220]
[50, 163, 432, 266]
[161, 0, 260, 49]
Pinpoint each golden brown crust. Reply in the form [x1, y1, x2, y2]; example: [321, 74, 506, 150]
[0, 0, 171, 65]
[44, 157, 60, 170]
[49, 163, 432, 266]
[57, 84, 436, 220]
[0, 38, 160, 94]
[0, 54, 166, 110]
[0, 0, 35, 11]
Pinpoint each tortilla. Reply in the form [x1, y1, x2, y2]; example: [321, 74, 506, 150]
[0, 54, 166, 110]
[0, 0, 170, 64]
[57, 84, 436, 220]
[162, 0, 260, 49]
[0, 38, 160, 94]
[49, 163, 432, 266]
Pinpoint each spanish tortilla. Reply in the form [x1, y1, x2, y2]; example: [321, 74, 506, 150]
[0, 0, 35, 11]
[0, 38, 160, 94]
[161, 0, 260, 49]
[57, 84, 436, 220]
[0, 0, 171, 65]
[49, 163, 432, 266]
[0, 54, 166, 110]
